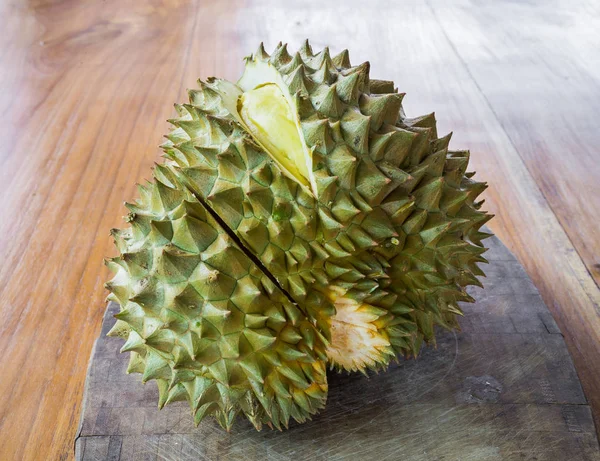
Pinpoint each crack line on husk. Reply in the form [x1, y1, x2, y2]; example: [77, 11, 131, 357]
[185, 187, 301, 309]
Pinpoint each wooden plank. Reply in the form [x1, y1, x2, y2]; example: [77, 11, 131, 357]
[75, 235, 600, 460]
[1, 0, 599, 458]
[0, 2, 223, 459]
[423, 0, 600, 432]
[429, 0, 600, 286]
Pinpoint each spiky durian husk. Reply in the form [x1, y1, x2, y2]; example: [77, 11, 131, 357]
[106, 40, 493, 428]
[105, 165, 328, 431]
[159, 41, 492, 372]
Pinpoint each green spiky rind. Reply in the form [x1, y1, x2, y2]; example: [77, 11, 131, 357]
[106, 166, 328, 431]
[161, 41, 492, 369]
[109, 40, 493, 424]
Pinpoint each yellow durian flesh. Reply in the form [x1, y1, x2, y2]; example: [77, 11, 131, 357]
[239, 83, 310, 188]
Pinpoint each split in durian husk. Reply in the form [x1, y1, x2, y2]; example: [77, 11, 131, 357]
[106, 40, 492, 430]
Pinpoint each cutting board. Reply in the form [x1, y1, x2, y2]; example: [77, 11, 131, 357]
[75, 235, 600, 460]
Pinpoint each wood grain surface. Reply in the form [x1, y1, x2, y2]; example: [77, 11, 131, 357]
[74, 236, 600, 461]
[0, 0, 598, 459]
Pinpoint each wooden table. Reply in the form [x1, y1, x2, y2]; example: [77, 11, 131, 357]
[1, 0, 599, 459]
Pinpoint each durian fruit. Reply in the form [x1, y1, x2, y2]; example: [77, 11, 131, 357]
[106, 40, 492, 430]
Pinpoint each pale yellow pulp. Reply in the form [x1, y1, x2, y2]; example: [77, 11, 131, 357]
[239, 84, 310, 188]
[325, 288, 390, 371]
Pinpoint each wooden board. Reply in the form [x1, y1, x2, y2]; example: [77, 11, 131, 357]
[75, 235, 600, 461]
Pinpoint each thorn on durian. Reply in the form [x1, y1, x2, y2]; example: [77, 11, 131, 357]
[270, 42, 292, 66]
[299, 39, 313, 58]
[312, 46, 332, 70]
[255, 42, 269, 60]
[332, 49, 351, 69]
[280, 52, 305, 74]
